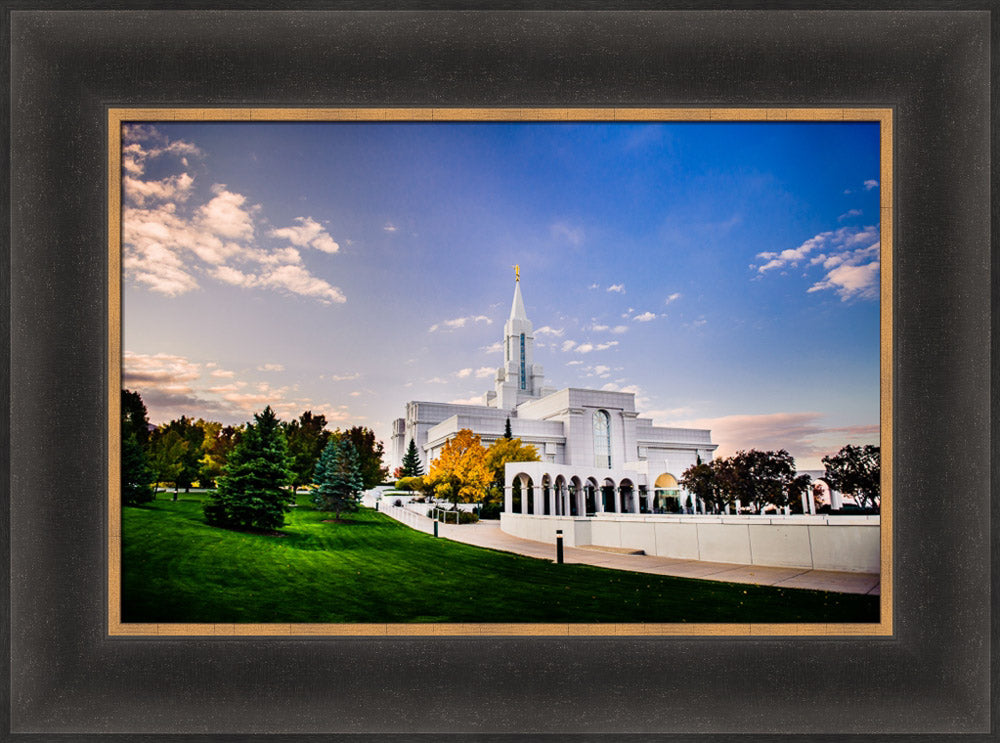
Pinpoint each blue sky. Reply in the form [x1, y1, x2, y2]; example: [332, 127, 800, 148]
[122, 120, 881, 469]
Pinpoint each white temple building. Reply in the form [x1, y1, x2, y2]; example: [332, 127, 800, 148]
[390, 276, 717, 514]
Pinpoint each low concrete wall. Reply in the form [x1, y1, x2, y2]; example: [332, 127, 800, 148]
[500, 512, 879, 573]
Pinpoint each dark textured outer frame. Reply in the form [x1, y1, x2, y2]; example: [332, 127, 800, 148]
[4, 5, 993, 741]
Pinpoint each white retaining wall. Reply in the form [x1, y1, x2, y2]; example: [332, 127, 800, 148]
[500, 512, 879, 573]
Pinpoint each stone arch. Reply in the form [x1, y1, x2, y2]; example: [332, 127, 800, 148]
[584, 476, 600, 515]
[653, 472, 681, 513]
[619, 477, 636, 513]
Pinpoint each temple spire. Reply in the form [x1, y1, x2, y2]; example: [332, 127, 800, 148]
[509, 276, 527, 322]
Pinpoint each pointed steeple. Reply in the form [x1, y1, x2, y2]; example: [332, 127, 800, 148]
[509, 279, 528, 323]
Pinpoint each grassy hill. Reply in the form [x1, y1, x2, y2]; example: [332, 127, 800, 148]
[121, 494, 879, 624]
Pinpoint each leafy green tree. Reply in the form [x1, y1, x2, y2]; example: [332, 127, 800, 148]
[823, 444, 881, 510]
[198, 423, 240, 489]
[158, 416, 205, 493]
[312, 438, 364, 521]
[400, 438, 424, 477]
[283, 411, 331, 493]
[204, 406, 293, 530]
[339, 426, 389, 489]
[680, 461, 729, 513]
[724, 449, 807, 512]
[149, 429, 187, 498]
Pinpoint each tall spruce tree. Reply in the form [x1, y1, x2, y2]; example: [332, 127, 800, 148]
[121, 389, 154, 504]
[504, 417, 513, 439]
[312, 438, 363, 521]
[400, 438, 424, 477]
[204, 406, 293, 530]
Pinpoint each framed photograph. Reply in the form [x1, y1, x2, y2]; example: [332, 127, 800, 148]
[6, 5, 993, 739]
[108, 107, 890, 638]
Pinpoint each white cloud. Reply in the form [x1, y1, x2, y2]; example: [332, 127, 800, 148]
[633, 311, 657, 322]
[590, 324, 608, 332]
[328, 372, 360, 381]
[535, 326, 564, 337]
[575, 340, 618, 354]
[660, 411, 879, 466]
[551, 221, 584, 246]
[448, 395, 484, 406]
[611, 325, 629, 334]
[665, 293, 682, 305]
[257, 363, 284, 372]
[561, 340, 577, 352]
[566, 360, 583, 366]
[607, 284, 625, 293]
[210, 369, 236, 378]
[588, 283, 600, 290]
[384, 223, 399, 232]
[481, 341, 503, 354]
[270, 216, 340, 254]
[864, 179, 879, 190]
[429, 315, 492, 332]
[838, 209, 863, 221]
[756, 224, 880, 302]
[475, 366, 494, 379]
[121, 132, 347, 305]
[456, 368, 473, 378]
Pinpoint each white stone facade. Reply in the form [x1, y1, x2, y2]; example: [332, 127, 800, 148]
[390, 279, 717, 504]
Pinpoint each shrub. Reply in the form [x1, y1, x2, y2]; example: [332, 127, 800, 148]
[393, 498, 403, 507]
[458, 510, 479, 524]
[395, 476, 424, 492]
[478, 502, 503, 520]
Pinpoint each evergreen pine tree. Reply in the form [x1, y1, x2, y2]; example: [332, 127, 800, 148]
[400, 438, 424, 477]
[122, 430, 154, 505]
[205, 406, 293, 530]
[504, 417, 513, 439]
[312, 437, 364, 521]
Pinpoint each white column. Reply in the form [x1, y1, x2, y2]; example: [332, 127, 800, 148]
[801, 492, 809, 514]
[629, 490, 639, 514]
[735, 498, 741, 515]
[808, 491, 816, 515]
[504, 486, 513, 514]
[576, 489, 585, 516]
[595, 487, 604, 514]
[831, 489, 843, 510]
[612, 487, 620, 513]
[534, 486, 544, 515]
[561, 486, 570, 516]
[546, 487, 555, 516]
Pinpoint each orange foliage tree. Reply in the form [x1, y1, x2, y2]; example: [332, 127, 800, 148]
[425, 429, 491, 505]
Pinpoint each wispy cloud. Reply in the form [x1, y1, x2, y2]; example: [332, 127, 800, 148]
[270, 216, 340, 254]
[863, 179, 879, 190]
[383, 223, 399, 232]
[550, 221, 584, 246]
[606, 283, 625, 293]
[429, 315, 492, 333]
[665, 292, 682, 305]
[535, 326, 564, 337]
[257, 363, 285, 372]
[659, 411, 879, 465]
[838, 209, 862, 221]
[755, 224, 880, 301]
[633, 311, 657, 322]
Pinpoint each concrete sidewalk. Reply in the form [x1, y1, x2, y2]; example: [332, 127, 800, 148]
[436, 519, 880, 596]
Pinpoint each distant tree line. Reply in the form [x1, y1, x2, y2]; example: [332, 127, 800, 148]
[120, 389, 390, 530]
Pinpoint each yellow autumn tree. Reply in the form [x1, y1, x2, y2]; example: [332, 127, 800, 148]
[484, 437, 540, 488]
[425, 429, 491, 505]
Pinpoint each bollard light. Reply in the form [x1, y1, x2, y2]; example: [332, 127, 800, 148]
[433, 520, 438, 538]
[556, 529, 564, 564]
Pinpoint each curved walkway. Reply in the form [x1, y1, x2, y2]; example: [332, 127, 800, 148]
[384, 508, 879, 596]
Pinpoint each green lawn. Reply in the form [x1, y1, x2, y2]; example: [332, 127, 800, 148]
[121, 494, 879, 624]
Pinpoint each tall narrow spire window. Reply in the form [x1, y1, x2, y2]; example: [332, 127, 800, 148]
[519, 333, 526, 390]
